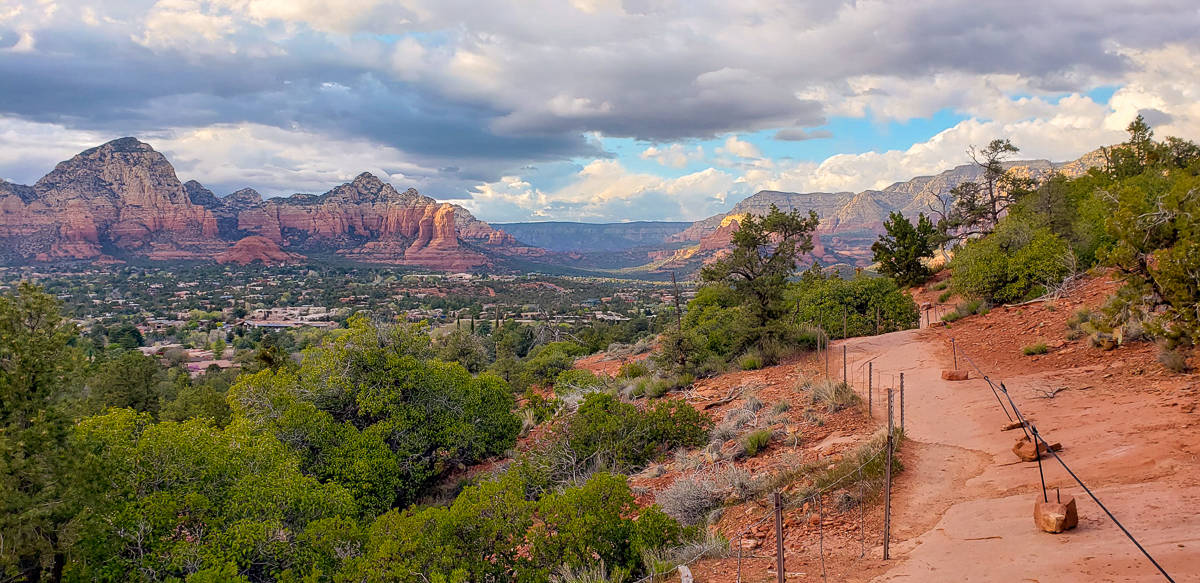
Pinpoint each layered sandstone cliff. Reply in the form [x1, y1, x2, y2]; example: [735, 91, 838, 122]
[0, 138, 223, 261]
[0, 138, 532, 270]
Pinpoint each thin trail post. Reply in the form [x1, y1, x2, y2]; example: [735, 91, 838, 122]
[859, 466, 866, 558]
[736, 534, 743, 583]
[774, 492, 785, 583]
[1032, 425, 1048, 502]
[868, 362, 873, 417]
[884, 386, 894, 560]
[900, 372, 905, 431]
[951, 337, 958, 370]
[843, 345, 847, 385]
[825, 330, 830, 379]
[818, 488, 828, 582]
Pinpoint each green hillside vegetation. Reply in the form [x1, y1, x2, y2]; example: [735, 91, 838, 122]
[0, 283, 716, 582]
[889, 116, 1200, 347]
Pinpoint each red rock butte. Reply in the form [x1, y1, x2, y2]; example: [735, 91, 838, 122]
[0, 138, 537, 270]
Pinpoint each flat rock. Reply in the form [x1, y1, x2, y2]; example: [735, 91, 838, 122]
[941, 369, 969, 381]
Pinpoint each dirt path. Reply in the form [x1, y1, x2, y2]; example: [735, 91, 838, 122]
[836, 328, 1200, 582]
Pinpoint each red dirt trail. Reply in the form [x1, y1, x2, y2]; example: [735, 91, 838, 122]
[833, 324, 1200, 583]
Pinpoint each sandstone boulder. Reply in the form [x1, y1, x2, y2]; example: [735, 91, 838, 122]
[1013, 437, 1062, 462]
[1034, 495, 1078, 533]
[941, 369, 969, 381]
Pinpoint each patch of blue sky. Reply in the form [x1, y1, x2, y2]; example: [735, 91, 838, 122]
[1082, 85, 1118, 105]
[598, 108, 970, 178]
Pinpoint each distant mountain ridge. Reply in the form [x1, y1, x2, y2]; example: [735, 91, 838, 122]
[0, 137, 1109, 273]
[654, 149, 1107, 270]
[0, 138, 536, 269]
[493, 221, 691, 252]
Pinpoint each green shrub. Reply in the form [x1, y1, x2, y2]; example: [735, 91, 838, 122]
[932, 280, 949, 291]
[560, 393, 711, 475]
[742, 429, 772, 457]
[949, 223, 1072, 304]
[789, 270, 920, 337]
[1022, 342, 1048, 355]
[737, 350, 764, 370]
[938, 289, 953, 303]
[555, 368, 604, 391]
[617, 360, 649, 379]
[1066, 308, 1092, 329]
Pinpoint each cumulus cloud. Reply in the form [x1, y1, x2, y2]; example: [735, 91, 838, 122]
[462, 161, 740, 222]
[716, 136, 761, 159]
[640, 143, 704, 168]
[3, 1, 1200, 221]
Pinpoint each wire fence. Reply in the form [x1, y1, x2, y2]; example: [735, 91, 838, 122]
[643, 342, 902, 583]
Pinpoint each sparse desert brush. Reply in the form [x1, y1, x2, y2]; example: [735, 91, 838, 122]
[1065, 329, 1085, 341]
[938, 289, 953, 303]
[722, 408, 754, 429]
[1022, 342, 1048, 355]
[709, 422, 738, 445]
[802, 408, 824, 426]
[810, 379, 859, 412]
[1158, 346, 1190, 373]
[743, 395, 764, 413]
[640, 530, 731, 577]
[656, 475, 721, 526]
[835, 490, 861, 511]
[772, 400, 791, 413]
[742, 428, 772, 456]
[550, 562, 629, 583]
[932, 280, 949, 291]
[717, 465, 761, 500]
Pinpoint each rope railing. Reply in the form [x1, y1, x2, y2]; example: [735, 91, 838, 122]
[950, 336, 1176, 582]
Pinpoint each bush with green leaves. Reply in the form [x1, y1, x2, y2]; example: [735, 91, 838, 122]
[559, 393, 711, 475]
[229, 316, 520, 510]
[742, 428, 773, 456]
[789, 267, 920, 337]
[68, 409, 359, 581]
[950, 222, 1073, 304]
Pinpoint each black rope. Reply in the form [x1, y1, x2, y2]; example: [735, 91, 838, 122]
[961, 348, 1176, 582]
[1031, 426, 1176, 583]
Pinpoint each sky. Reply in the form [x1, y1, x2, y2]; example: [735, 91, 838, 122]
[1, 1, 1200, 223]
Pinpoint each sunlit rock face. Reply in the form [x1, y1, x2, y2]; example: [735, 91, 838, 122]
[0, 138, 532, 270]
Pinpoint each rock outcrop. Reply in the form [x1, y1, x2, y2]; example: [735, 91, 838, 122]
[1, 138, 222, 262]
[663, 152, 1105, 269]
[0, 138, 532, 270]
[215, 236, 305, 265]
